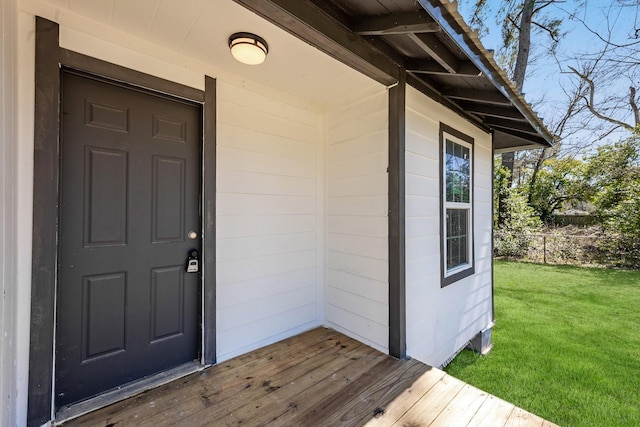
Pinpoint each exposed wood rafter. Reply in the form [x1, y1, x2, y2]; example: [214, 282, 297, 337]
[457, 101, 525, 121]
[406, 32, 458, 73]
[441, 87, 511, 105]
[354, 11, 440, 35]
[406, 58, 480, 76]
[484, 117, 540, 134]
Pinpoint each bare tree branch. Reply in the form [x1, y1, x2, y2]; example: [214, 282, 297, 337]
[532, 20, 561, 43]
[568, 65, 636, 131]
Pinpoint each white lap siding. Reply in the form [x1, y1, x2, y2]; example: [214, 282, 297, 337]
[216, 82, 322, 361]
[1, 0, 19, 425]
[405, 86, 493, 368]
[325, 91, 389, 352]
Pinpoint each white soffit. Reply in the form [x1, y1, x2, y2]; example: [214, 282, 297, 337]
[43, 0, 382, 109]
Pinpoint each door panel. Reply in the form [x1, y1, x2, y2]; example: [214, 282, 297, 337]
[150, 266, 185, 342]
[84, 147, 128, 246]
[56, 71, 201, 408]
[152, 156, 186, 242]
[82, 272, 127, 360]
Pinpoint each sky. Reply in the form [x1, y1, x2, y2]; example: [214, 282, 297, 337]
[456, 0, 639, 151]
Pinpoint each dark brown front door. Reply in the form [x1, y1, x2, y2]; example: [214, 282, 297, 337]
[55, 71, 201, 408]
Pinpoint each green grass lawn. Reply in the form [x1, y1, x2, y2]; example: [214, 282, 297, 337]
[445, 261, 640, 427]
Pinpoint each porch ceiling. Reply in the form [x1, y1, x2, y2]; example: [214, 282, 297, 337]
[43, 0, 381, 109]
[46, 0, 554, 150]
[233, 0, 555, 151]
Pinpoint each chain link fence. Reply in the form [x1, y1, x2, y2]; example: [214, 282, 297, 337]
[494, 231, 640, 269]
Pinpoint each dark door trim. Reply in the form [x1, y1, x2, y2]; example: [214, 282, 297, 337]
[28, 16, 216, 426]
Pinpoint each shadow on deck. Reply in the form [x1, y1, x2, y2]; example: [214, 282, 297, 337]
[65, 327, 557, 426]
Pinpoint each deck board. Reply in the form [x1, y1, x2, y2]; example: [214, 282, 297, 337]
[363, 365, 445, 427]
[65, 328, 558, 427]
[430, 383, 489, 427]
[467, 394, 517, 427]
[71, 328, 338, 427]
[392, 374, 467, 426]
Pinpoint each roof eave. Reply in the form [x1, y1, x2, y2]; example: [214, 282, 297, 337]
[416, 0, 555, 148]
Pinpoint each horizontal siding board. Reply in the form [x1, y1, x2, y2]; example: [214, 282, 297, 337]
[405, 217, 438, 240]
[326, 91, 387, 131]
[217, 304, 318, 360]
[327, 234, 387, 260]
[327, 152, 387, 179]
[327, 250, 387, 283]
[326, 286, 388, 326]
[405, 151, 438, 176]
[328, 216, 388, 238]
[327, 115, 387, 145]
[218, 123, 315, 161]
[218, 285, 317, 331]
[217, 145, 315, 178]
[406, 256, 439, 284]
[217, 194, 316, 216]
[327, 269, 388, 304]
[406, 131, 438, 159]
[218, 81, 318, 126]
[217, 232, 317, 262]
[473, 186, 492, 205]
[217, 268, 317, 307]
[218, 250, 317, 285]
[218, 170, 316, 197]
[405, 195, 438, 218]
[217, 214, 316, 238]
[406, 173, 438, 198]
[218, 100, 317, 143]
[327, 173, 387, 197]
[405, 109, 438, 141]
[405, 236, 439, 260]
[327, 131, 387, 159]
[328, 195, 387, 217]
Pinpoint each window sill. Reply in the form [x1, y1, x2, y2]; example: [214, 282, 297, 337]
[442, 265, 475, 288]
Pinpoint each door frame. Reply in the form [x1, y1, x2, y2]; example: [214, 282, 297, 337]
[28, 17, 216, 426]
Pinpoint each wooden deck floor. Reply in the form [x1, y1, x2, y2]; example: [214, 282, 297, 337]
[66, 328, 558, 426]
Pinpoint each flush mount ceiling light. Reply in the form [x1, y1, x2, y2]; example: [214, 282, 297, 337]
[228, 32, 269, 65]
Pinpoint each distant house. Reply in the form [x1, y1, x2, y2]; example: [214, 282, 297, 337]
[0, 0, 553, 425]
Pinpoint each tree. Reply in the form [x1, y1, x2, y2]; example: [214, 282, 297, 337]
[559, 0, 640, 146]
[528, 156, 586, 222]
[583, 135, 640, 267]
[584, 136, 640, 229]
[464, 0, 568, 182]
[493, 161, 542, 257]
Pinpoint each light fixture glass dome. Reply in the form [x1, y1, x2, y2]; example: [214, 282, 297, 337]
[229, 32, 269, 65]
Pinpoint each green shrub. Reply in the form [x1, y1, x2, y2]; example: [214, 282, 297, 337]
[495, 189, 542, 258]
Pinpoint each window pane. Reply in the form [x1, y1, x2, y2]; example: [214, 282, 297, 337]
[446, 208, 468, 270]
[445, 140, 470, 203]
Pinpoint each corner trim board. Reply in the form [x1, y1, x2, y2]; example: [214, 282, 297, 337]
[388, 69, 406, 360]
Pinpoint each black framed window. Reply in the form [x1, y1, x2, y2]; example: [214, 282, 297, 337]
[440, 124, 474, 287]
